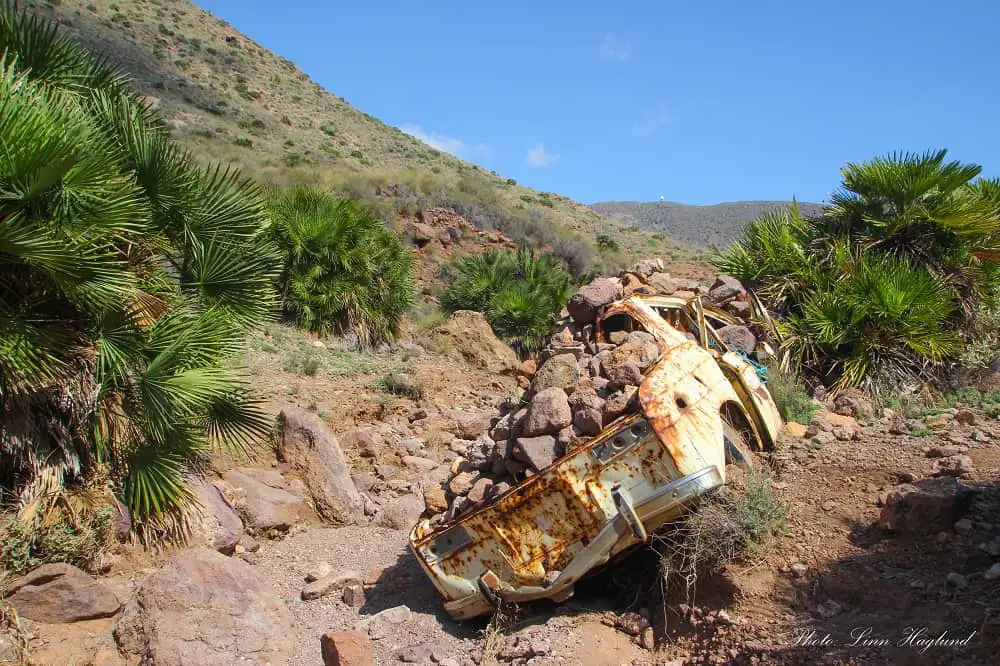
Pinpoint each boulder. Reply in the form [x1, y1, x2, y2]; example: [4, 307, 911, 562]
[342, 581, 365, 607]
[629, 258, 664, 278]
[620, 273, 646, 298]
[190, 478, 244, 555]
[430, 311, 518, 374]
[322, 630, 375, 666]
[708, 275, 746, 302]
[954, 408, 976, 426]
[377, 493, 424, 529]
[408, 221, 437, 246]
[517, 360, 537, 378]
[490, 410, 522, 442]
[353, 427, 383, 457]
[523, 387, 572, 436]
[444, 409, 492, 440]
[464, 433, 498, 471]
[6, 563, 121, 623]
[833, 388, 873, 420]
[531, 354, 581, 394]
[401, 455, 438, 472]
[512, 435, 558, 472]
[716, 325, 756, 354]
[926, 445, 966, 458]
[603, 386, 638, 423]
[600, 339, 659, 389]
[424, 485, 448, 513]
[355, 605, 412, 641]
[878, 478, 974, 533]
[724, 300, 752, 318]
[567, 278, 623, 324]
[115, 549, 294, 665]
[646, 273, 679, 295]
[302, 571, 362, 601]
[223, 469, 306, 532]
[449, 471, 478, 496]
[277, 406, 364, 524]
[467, 477, 495, 504]
[573, 407, 604, 436]
[935, 455, 973, 478]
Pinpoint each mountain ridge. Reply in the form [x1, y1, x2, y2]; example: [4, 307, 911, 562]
[590, 199, 827, 247]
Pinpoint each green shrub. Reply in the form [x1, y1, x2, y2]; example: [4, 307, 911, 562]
[268, 188, 415, 345]
[596, 233, 620, 252]
[379, 372, 424, 400]
[0, 4, 276, 532]
[232, 136, 253, 148]
[717, 151, 1000, 394]
[282, 347, 322, 376]
[766, 368, 819, 424]
[1, 503, 114, 576]
[441, 249, 572, 353]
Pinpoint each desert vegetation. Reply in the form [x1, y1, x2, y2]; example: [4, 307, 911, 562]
[718, 150, 1000, 396]
[267, 187, 414, 345]
[0, 3, 279, 534]
[441, 249, 573, 353]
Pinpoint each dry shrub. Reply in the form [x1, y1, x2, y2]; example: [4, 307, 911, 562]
[654, 469, 787, 607]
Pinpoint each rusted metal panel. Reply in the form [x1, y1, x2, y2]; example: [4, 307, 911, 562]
[409, 295, 783, 619]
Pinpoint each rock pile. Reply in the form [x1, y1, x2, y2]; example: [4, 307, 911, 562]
[422, 261, 756, 525]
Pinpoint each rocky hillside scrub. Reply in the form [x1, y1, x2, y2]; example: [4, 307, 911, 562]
[21, 0, 698, 277]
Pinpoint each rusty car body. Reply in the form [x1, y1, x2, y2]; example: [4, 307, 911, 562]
[409, 294, 783, 620]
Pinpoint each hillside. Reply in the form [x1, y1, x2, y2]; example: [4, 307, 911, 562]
[23, 0, 704, 273]
[591, 200, 827, 247]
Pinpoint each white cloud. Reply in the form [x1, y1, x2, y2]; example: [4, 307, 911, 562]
[526, 142, 560, 167]
[400, 123, 489, 158]
[599, 35, 632, 61]
[632, 104, 671, 137]
[400, 123, 464, 155]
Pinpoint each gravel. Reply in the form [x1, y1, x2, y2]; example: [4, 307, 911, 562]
[251, 525, 480, 665]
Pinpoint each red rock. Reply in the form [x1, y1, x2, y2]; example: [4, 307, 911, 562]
[321, 630, 375, 666]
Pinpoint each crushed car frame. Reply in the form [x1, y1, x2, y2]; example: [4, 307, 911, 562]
[409, 294, 783, 620]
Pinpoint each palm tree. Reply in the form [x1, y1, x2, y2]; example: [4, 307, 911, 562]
[1, 3, 276, 534]
[716, 151, 1000, 394]
[824, 150, 1000, 311]
[442, 248, 572, 353]
[268, 187, 414, 346]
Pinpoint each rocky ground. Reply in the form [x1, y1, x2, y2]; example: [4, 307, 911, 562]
[6, 395, 999, 666]
[3, 214, 1000, 666]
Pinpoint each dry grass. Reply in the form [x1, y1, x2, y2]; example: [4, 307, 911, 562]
[479, 603, 515, 666]
[653, 469, 788, 609]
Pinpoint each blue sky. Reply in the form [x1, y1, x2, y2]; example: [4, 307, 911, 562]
[200, 0, 999, 205]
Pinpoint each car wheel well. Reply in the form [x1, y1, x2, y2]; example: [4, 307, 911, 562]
[721, 401, 761, 453]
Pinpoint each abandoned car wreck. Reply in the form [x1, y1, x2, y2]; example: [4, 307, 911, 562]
[409, 293, 783, 619]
